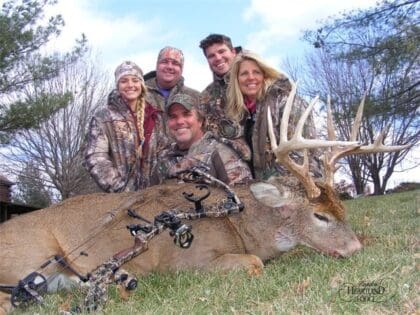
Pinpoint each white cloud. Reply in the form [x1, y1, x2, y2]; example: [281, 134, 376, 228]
[243, 0, 378, 59]
[43, 0, 174, 75]
[182, 50, 212, 92]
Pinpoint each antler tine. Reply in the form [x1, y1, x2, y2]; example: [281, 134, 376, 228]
[324, 96, 364, 187]
[267, 106, 278, 152]
[324, 96, 341, 187]
[279, 80, 298, 143]
[327, 95, 336, 141]
[350, 93, 366, 141]
[345, 127, 411, 155]
[295, 95, 320, 141]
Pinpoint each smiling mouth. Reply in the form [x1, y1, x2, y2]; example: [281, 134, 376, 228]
[174, 127, 189, 133]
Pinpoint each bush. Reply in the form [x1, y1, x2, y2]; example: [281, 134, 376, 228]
[386, 182, 420, 194]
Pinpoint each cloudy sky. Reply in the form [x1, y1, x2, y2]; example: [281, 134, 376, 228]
[42, 0, 380, 91]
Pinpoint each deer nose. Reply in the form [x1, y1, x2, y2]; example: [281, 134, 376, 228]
[340, 237, 363, 257]
[350, 237, 363, 253]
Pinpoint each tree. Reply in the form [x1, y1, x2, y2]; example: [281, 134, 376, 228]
[12, 161, 52, 207]
[302, 0, 419, 194]
[0, 0, 86, 144]
[2, 53, 110, 200]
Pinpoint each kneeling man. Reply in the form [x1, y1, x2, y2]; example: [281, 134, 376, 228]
[152, 93, 252, 185]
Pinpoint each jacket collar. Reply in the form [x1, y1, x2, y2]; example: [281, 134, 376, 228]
[107, 89, 130, 112]
[144, 71, 186, 92]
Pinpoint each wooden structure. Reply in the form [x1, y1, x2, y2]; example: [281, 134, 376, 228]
[0, 175, 40, 223]
[0, 201, 40, 223]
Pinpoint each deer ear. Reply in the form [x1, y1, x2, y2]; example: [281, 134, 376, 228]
[250, 182, 289, 208]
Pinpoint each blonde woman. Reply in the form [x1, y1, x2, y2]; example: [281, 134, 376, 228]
[226, 52, 316, 180]
[85, 61, 168, 192]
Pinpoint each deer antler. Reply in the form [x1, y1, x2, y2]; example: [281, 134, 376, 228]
[323, 94, 412, 187]
[268, 85, 412, 199]
[267, 82, 358, 199]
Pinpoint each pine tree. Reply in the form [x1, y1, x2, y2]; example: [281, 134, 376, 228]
[0, 0, 86, 144]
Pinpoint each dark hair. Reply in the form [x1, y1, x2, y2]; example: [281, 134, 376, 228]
[199, 34, 233, 56]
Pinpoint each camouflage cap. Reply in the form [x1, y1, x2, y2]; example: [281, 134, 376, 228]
[166, 93, 198, 113]
[157, 46, 184, 68]
[114, 61, 144, 84]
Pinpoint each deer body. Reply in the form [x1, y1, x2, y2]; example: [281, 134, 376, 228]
[0, 179, 361, 314]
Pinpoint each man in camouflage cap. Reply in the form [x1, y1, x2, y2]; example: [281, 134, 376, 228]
[150, 93, 252, 186]
[144, 46, 199, 112]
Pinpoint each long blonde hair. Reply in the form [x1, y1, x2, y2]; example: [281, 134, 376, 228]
[226, 52, 283, 122]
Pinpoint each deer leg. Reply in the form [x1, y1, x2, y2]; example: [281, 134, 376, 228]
[206, 254, 264, 275]
[0, 291, 12, 315]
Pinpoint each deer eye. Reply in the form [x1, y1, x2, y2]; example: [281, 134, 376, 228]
[314, 213, 329, 223]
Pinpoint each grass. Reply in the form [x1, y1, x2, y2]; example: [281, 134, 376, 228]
[12, 190, 419, 315]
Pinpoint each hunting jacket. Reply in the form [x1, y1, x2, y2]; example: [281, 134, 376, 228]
[144, 71, 200, 110]
[85, 90, 169, 192]
[199, 73, 251, 163]
[151, 132, 252, 186]
[200, 72, 232, 136]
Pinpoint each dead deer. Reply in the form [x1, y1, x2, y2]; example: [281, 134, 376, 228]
[0, 83, 408, 314]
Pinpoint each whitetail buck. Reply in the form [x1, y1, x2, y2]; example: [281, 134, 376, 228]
[0, 83, 409, 314]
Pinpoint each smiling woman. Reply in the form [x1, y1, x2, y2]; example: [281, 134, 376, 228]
[225, 51, 319, 180]
[84, 61, 170, 192]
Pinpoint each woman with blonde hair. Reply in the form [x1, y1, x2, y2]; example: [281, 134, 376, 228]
[226, 51, 315, 180]
[85, 61, 169, 192]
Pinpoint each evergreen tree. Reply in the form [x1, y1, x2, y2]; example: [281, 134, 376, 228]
[0, 0, 86, 144]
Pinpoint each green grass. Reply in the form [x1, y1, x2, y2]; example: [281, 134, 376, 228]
[12, 190, 419, 315]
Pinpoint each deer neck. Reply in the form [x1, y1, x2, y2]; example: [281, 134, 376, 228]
[226, 201, 300, 261]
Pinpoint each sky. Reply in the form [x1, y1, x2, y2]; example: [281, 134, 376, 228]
[42, 0, 381, 91]
[7, 0, 420, 187]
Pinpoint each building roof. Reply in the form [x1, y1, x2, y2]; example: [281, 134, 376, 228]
[0, 175, 14, 186]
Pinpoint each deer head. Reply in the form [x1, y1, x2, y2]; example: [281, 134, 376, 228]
[266, 82, 409, 256]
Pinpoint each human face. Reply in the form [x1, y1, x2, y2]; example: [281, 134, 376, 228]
[156, 58, 182, 89]
[238, 60, 264, 101]
[205, 43, 237, 77]
[167, 104, 204, 150]
[117, 75, 142, 109]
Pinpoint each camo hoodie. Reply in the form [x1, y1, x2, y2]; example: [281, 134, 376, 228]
[85, 90, 169, 192]
[150, 132, 252, 185]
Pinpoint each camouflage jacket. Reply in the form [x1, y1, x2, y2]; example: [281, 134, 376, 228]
[151, 132, 252, 186]
[199, 73, 252, 163]
[144, 71, 200, 111]
[84, 90, 170, 192]
[199, 73, 237, 137]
